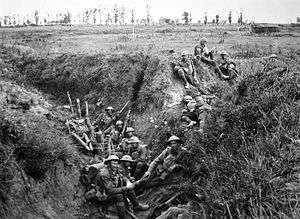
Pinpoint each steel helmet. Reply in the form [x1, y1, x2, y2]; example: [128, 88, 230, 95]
[181, 50, 188, 56]
[183, 95, 193, 102]
[269, 54, 278, 59]
[200, 37, 208, 44]
[127, 136, 140, 143]
[120, 155, 134, 162]
[105, 106, 114, 111]
[126, 127, 135, 133]
[220, 50, 228, 56]
[104, 154, 119, 164]
[116, 120, 123, 125]
[167, 135, 181, 143]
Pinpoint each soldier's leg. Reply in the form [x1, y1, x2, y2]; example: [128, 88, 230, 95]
[126, 190, 149, 211]
[107, 194, 129, 218]
[126, 190, 139, 207]
[177, 68, 190, 88]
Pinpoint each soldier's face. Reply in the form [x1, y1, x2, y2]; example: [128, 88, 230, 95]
[106, 109, 113, 115]
[123, 161, 131, 167]
[221, 54, 227, 60]
[170, 141, 179, 147]
[110, 161, 119, 171]
[127, 132, 133, 138]
[117, 124, 122, 129]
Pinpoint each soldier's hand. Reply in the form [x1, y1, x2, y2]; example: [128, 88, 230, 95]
[143, 171, 151, 179]
[126, 181, 135, 189]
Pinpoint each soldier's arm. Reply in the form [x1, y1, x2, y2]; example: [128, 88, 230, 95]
[147, 148, 168, 173]
[101, 174, 129, 194]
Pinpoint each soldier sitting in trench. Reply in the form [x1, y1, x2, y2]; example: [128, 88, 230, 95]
[181, 99, 200, 130]
[217, 50, 240, 84]
[97, 155, 149, 218]
[104, 120, 124, 147]
[93, 106, 117, 143]
[173, 51, 199, 89]
[194, 37, 216, 67]
[138, 136, 186, 189]
[118, 135, 149, 180]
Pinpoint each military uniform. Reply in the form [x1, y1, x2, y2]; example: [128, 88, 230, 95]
[218, 58, 239, 83]
[174, 57, 193, 74]
[94, 112, 116, 132]
[118, 137, 149, 180]
[99, 163, 148, 218]
[263, 58, 287, 73]
[194, 45, 215, 66]
[141, 146, 184, 188]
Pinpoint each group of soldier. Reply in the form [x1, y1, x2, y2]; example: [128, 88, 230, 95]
[67, 102, 192, 218]
[67, 38, 287, 218]
[173, 37, 239, 89]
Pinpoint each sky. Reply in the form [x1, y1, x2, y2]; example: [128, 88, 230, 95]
[1, 0, 300, 23]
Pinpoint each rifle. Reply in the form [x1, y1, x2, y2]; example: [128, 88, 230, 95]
[121, 109, 131, 138]
[72, 132, 91, 151]
[67, 91, 74, 114]
[76, 98, 82, 119]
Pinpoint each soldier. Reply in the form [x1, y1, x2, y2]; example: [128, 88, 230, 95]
[181, 99, 200, 129]
[116, 127, 137, 156]
[217, 50, 239, 84]
[173, 51, 194, 89]
[182, 95, 193, 110]
[194, 38, 216, 67]
[119, 155, 135, 181]
[99, 155, 149, 218]
[263, 54, 288, 73]
[93, 106, 117, 143]
[141, 136, 185, 188]
[94, 106, 116, 131]
[104, 120, 124, 146]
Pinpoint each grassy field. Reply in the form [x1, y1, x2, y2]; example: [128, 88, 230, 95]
[1, 24, 300, 56]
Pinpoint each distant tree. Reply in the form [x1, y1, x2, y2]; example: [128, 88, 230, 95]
[63, 12, 72, 24]
[146, 2, 151, 25]
[212, 18, 215, 24]
[93, 9, 97, 24]
[228, 11, 232, 24]
[216, 15, 219, 25]
[120, 7, 125, 24]
[204, 13, 207, 25]
[238, 12, 243, 25]
[182, 11, 190, 25]
[297, 17, 300, 23]
[106, 13, 112, 25]
[113, 4, 119, 24]
[189, 11, 192, 23]
[131, 9, 135, 24]
[34, 10, 39, 25]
